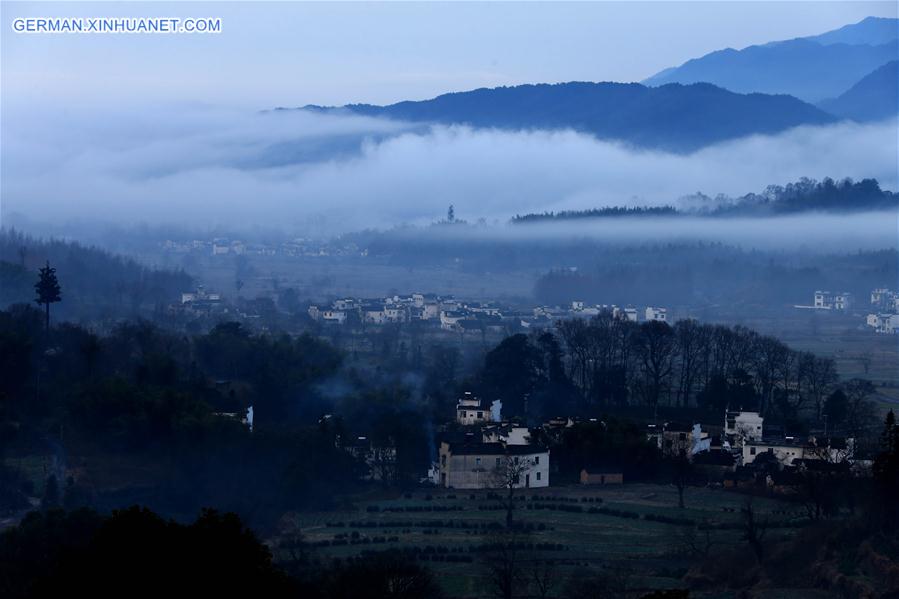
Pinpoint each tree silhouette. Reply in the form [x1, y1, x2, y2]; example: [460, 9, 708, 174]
[492, 454, 531, 528]
[34, 261, 61, 333]
[41, 474, 60, 509]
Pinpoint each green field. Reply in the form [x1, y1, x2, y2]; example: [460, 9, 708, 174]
[282, 483, 811, 598]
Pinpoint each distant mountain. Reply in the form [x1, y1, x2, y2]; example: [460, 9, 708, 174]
[306, 82, 835, 152]
[819, 60, 899, 122]
[804, 16, 899, 46]
[644, 17, 899, 103]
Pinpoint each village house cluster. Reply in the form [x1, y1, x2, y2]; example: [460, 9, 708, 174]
[795, 290, 854, 311]
[430, 393, 866, 494]
[646, 409, 864, 489]
[162, 237, 364, 258]
[432, 394, 552, 489]
[866, 288, 899, 334]
[309, 296, 668, 332]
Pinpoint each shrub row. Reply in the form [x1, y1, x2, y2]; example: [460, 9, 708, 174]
[588, 506, 640, 519]
[366, 504, 464, 513]
[313, 535, 401, 547]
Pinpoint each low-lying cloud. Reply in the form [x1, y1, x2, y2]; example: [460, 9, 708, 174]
[2, 103, 897, 238]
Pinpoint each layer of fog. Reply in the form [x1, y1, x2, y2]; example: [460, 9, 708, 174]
[400, 210, 898, 252]
[2, 103, 897, 247]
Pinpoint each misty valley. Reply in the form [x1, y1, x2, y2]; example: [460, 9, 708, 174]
[2, 6, 899, 599]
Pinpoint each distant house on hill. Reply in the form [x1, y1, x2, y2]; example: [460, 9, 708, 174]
[455, 392, 501, 425]
[724, 410, 763, 447]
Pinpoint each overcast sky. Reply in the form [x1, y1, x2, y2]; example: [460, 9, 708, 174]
[3, 1, 896, 108]
[2, 2, 897, 235]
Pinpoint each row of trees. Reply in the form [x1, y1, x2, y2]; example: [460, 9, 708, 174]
[475, 314, 875, 436]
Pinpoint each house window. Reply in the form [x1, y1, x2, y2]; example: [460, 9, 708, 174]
[496, 457, 501, 467]
[536, 472, 541, 481]
[750, 447, 756, 455]
[534, 456, 540, 465]
[514, 457, 520, 464]
[477, 411, 483, 418]
[475, 457, 481, 466]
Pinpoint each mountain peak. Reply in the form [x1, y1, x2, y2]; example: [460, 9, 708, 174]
[302, 81, 833, 153]
[643, 17, 898, 102]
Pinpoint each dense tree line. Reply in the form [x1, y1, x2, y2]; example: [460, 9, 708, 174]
[0, 304, 431, 525]
[473, 314, 876, 437]
[707, 177, 897, 216]
[512, 178, 897, 223]
[511, 206, 678, 223]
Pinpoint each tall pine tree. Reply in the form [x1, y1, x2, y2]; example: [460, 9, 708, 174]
[35, 260, 62, 333]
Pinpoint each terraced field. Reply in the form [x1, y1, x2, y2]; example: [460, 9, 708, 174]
[283, 483, 811, 597]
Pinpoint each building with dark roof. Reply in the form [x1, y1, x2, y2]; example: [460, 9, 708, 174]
[437, 440, 549, 489]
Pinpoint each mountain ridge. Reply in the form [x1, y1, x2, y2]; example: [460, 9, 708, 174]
[819, 60, 899, 122]
[643, 37, 897, 103]
[301, 81, 835, 153]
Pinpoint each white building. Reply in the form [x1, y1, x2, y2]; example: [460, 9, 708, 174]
[333, 298, 358, 311]
[437, 441, 549, 489]
[440, 310, 469, 331]
[724, 410, 764, 447]
[813, 291, 853, 311]
[645, 307, 668, 322]
[322, 310, 348, 325]
[867, 313, 899, 334]
[482, 424, 531, 446]
[870, 288, 899, 311]
[456, 392, 501, 425]
[181, 286, 221, 305]
[383, 304, 407, 323]
[362, 306, 387, 324]
[742, 437, 853, 467]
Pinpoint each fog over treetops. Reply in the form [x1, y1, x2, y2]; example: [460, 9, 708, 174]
[1, 101, 897, 244]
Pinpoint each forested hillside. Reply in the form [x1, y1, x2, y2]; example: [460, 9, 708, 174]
[0, 229, 192, 320]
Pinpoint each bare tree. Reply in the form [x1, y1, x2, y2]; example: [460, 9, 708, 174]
[634, 321, 676, 410]
[856, 351, 873, 376]
[482, 528, 529, 599]
[670, 450, 693, 509]
[843, 378, 877, 439]
[492, 454, 531, 529]
[740, 499, 767, 562]
[528, 558, 558, 599]
[674, 520, 716, 559]
[674, 319, 706, 408]
[751, 335, 790, 415]
[799, 353, 838, 420]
